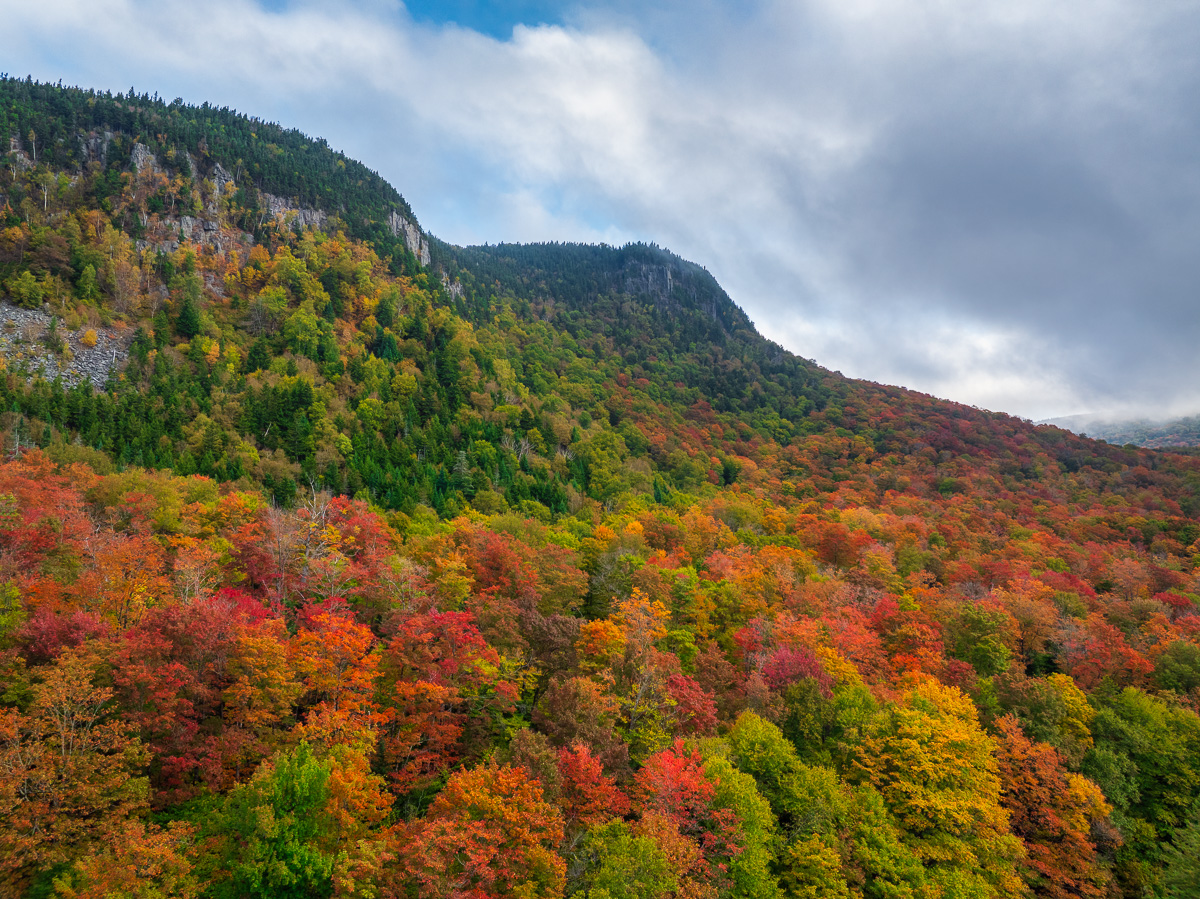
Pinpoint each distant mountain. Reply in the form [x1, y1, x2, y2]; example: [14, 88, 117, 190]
[1043, 412, 1200, 449]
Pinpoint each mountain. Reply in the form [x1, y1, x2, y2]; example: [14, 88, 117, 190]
[2, 77, 1199, 899]
[1045, 412, 1200, 450]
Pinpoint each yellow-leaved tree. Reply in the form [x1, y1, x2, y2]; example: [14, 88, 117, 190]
[852, 679, 1026, 899]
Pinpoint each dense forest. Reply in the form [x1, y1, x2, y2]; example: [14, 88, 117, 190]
[2, 77, 1200, 899]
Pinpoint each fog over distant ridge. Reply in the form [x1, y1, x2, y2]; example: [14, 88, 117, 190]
[3, 0, 1199, 422]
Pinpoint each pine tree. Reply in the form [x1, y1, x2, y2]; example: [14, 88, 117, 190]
[176, 295, 201, 339]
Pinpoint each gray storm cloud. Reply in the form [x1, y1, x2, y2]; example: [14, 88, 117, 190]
[3, 0, 1199, 419]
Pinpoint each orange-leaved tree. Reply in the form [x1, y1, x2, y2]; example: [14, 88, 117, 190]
[992, 715, 1114, 899]
[0, 647, 150, 892]
[395, 762, 565, 899]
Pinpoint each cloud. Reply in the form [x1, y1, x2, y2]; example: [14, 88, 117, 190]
[4, 0, 1200, 420]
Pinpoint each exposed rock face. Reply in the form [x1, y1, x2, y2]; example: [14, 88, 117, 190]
[79, 131, 113, 166]
[616, 259, 729, 331]
[0, 302, 133, 389]
[623, 262, 675, 302]
[5, 136, 34, 173]
[210, 162, 235, 213]
[262, 192, 328, 230]
[15, 137, 431, 276]
[255, 197, 427, 266]
[388, 209, 431, 266]
[130, 142, 160, 175]
[157, 213, 249, 257]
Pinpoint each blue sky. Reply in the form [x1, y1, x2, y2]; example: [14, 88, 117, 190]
[402, 1, 566, 36]
[256, 0, 572, 36]
[3, 0, 1200, 422]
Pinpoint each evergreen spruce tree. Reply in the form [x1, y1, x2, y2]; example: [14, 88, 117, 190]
[176, 295, 201, 339]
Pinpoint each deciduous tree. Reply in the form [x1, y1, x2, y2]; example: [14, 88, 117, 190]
[396, 762, 566, 899]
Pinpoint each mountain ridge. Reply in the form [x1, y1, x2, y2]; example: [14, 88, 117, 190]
[1043, 412, 1200, 450]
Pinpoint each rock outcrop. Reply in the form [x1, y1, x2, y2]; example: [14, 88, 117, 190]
[79, 130, 114, 166]
[210, 162, 236, 214]
[5, 136, 34, 174]
[11, 132, 431, 274]
[0, 303, 133, 389]
[388, 209, 431, 266]
[130, 142, 160, 175]
[262, 192, 328, 231]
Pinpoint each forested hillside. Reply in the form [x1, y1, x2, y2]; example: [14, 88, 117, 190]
[2, 77, 1199, 899]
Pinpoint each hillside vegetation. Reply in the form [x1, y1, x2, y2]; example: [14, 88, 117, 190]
[2, 77, 1199, 899]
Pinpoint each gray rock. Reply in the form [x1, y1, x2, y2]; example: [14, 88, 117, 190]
[0, 302, 133, 390]
[262, 192, 328, 231]
[388, 209, 431, 267]
[131, 142, 159, 175]
[210, 162, 235, 214]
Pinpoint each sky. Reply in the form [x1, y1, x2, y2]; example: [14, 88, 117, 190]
[4, 0, 1200, 422]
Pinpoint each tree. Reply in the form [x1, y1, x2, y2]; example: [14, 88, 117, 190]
[727, 711, 816, 830]
[1154, 640, 1200, 698]
[77, 264, 99, 301]
[667, 674, 718, 736]
[992, 715, 1112, 899]
[575, 819, 678, 899]
[994, 673, 1094, 768]
[175, 290, 201, 339]
[220, 617, 301, 781]
[72, 529, 170, 628]
[53, 820, 198, 899]
[290, 607, 381, 748]
[535, 675, 630, 776]
[853, 680, 1025, 899]
[945, 603, 1014, 678]
[1083, 685, 1200, 879]
[378, 611, 520, 795]
[111, 599, 240, 801]
[283, 301, 325, 359]
[1160, 809, 1200, 899]
[396, 762, 566, 899]
[207, 742, 338, 899]
[728, 712, 925, 899]
[0, 647, 150, 892]
[701, 751, 780, 899]
[778, 835, 850, 899]
[634, 739, 747, 897]
[6, 270, 45, 308]
[558, 742, 631, 841]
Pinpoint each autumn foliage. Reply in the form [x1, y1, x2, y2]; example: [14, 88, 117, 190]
[2, 77, 1200, 899]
